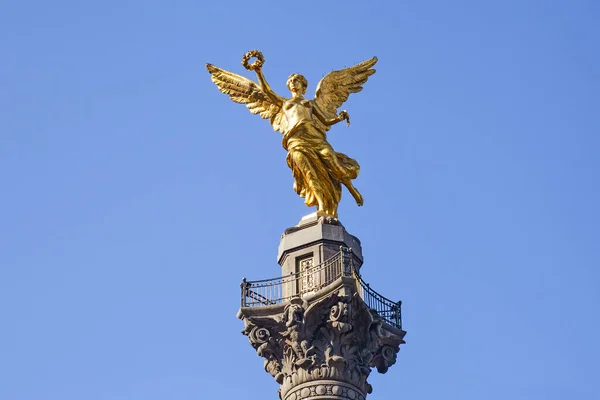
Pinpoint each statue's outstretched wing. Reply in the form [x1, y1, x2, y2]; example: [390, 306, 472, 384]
[313, 57, 378, 132]
[206, 64, 287, 133]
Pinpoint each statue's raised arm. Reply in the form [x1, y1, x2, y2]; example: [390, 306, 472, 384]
[206, 51, 378, 219]
[206, 50, 288, 133]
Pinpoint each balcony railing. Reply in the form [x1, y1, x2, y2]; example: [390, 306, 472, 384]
[240, 247, 402, 329]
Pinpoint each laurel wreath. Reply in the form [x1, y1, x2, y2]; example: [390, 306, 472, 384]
[242, 50, 265, 71]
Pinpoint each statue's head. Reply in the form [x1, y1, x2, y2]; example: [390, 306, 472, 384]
[286, 74, 308, 95]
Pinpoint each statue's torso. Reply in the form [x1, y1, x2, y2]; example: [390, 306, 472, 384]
[283, 98, 313, 129]
[281, 98, 327, 152]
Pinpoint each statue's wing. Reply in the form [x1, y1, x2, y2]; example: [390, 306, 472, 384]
[206, 64, 287, 133]
[313, 57, 378, 132]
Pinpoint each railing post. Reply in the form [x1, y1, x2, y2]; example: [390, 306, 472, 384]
[241, 278, 248, 307]
[397, 301, 402, 329]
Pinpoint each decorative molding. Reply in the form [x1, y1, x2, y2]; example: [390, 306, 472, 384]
[283, 380, 365, 400]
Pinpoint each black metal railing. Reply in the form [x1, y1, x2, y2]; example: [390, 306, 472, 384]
[356, 276, 402, 329]
[240, 247, 402, 329]
[240, 249, 346, 307]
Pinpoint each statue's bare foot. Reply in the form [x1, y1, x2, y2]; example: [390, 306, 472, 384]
[343, 180, 364, 207]
[355, 193, 364, 207]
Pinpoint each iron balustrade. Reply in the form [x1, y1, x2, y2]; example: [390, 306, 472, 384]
[240, 250, 346, 307]
[240, 247, 403, 329]
[356, 275, 402, 329]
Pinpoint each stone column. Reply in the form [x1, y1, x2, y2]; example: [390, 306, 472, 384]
[238, 214, 406, 399]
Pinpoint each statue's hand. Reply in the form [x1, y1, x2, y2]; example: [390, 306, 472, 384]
[339, 110, 351, 126]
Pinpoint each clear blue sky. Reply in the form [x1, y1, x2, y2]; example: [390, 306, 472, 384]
[1, 1, 599, 399]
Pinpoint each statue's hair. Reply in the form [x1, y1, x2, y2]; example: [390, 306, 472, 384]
[286, 74, 308, 94]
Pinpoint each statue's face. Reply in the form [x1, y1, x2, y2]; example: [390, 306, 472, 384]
[287, 75, 307, 94]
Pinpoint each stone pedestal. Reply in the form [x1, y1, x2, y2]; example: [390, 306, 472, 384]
[238, 215, 406, 399]
[278, 213, 364, 273]
[277, 213, 363, 301]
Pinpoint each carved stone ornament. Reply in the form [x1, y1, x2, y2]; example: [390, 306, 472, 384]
[239, 285, 406, 399]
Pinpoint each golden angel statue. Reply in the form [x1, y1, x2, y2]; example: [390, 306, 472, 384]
[206, 50, 377, 218]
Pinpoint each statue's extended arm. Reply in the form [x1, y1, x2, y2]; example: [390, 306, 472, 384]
[255, 68, 282, 106]
[313, 104, 351, 127]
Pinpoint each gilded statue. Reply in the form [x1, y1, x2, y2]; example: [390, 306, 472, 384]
[206, 50, 377, 218]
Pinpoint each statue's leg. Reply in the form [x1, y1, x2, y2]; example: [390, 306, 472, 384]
[315, 194, 326, 215]
[320, 147, 345, 172]
[343, 180, 364, 206]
